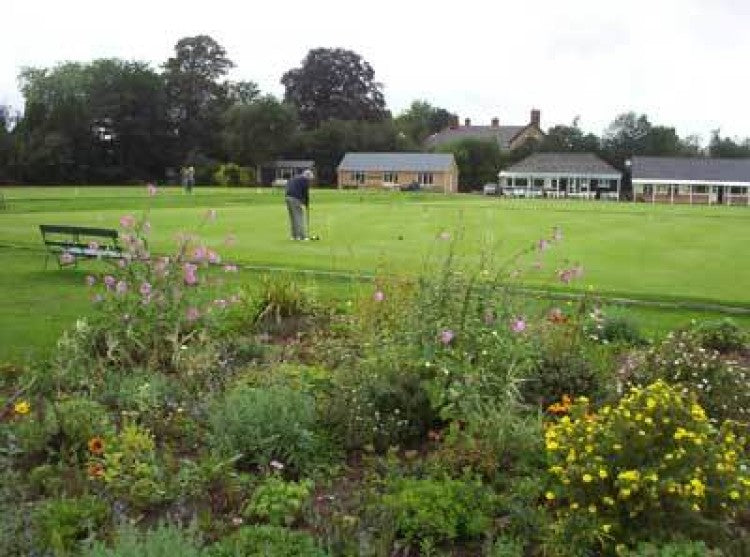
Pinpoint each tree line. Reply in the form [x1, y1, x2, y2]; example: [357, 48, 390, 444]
[1, 35, 749, 189]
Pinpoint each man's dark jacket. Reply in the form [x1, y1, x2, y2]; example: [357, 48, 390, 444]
[285, 175, 309, 206]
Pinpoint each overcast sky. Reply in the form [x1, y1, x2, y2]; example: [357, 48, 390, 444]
[4, 0, 750, 143]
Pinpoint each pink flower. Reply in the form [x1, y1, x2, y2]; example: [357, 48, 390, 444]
[139, 282, 152, 296]
[538, 239, 550, 251]
[115, 280, 128, 295]
[193, 246, 207, 261]
[439, 329, 455, 345]
[85, 275, 96, 286]
[119, 214, 136, 228]
[373, 290, 385, 302]
[558, 269, 573, 284]
[207, 250, 221, 264]
[183, 263, 198, 286]
[185, 307, 200, 322]
[223, 264, 238, 272]
[103, 275, 116, 289]
[146, 183, 157, 196]
[511, 317, 527, 333]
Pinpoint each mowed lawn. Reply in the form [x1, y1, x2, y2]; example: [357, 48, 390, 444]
[1, 186, 749, 360]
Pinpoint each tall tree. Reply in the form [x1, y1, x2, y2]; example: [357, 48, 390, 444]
[396, 100, 457, 145]
[222, 96, 297, 167]
[542, 120, 600, 153]
[281, 48, 388, 129]
[436, 139, 504, 191]
[163, 35, 234, 162]
[708, 130, 750, 158]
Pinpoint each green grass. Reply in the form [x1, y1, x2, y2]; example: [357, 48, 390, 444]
[1, 185, 749, 362]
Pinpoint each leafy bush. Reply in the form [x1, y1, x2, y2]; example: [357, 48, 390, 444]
[55, 397, 113, 456]
[213, 163, 254, 187]
[32, 496, 109, 554]
[206, 525, 328, 557]
[244, 475, 313, 526]
[209, 384, 320, 474]
[544, 381, 750, 550]
[595, 312, 647, 346]
[251, 274, 317, 334]
[379, 477, 494, 545]
[82, 523, 204, 557]
[7, 399, 58, 456]
[690, 318, 748, 354]
[619, 540, 723, 556]
[631, 330, 750, 423]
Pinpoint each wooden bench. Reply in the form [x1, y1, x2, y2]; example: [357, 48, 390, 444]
[39, 224, 123, 269]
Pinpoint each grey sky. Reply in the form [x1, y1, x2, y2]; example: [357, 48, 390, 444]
[4, 0, 750, 143]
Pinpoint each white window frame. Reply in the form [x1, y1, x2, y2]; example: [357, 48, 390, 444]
[352, 171, 365, 185]
[383, 172, 399, 184]
[417, 172, 434, 185]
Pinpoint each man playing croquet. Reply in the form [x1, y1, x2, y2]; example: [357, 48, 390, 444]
[285, 169, 313, 240]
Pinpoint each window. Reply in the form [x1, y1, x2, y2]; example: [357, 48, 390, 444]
[352, 171, 365, 184]
[417, 172, 434, 185]
[694, 185, 708, 194]
[383, 172, 399, 183]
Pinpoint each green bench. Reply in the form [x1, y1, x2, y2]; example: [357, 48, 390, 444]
[39, 224, 123, 268]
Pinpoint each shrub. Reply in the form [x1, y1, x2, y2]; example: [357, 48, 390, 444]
[209, 384, 320, 474]
[631, 330, 750, 423]
[82, 523, 204, 557]
[244, 475, 313, 526]
[618, 540, 723, 556]
[32, 495, 109, 554]
[595, 312, 647, 346]
[690, 318, 748, 354]
[379, 477, 494, 545]
[206, 525, 328, 557]
[7, 399, 58, 456]
[251, 274, 316, 334]
[55, 397, 113, 456]
[544, 381, 750, 550]
[213, 163, 254, 187]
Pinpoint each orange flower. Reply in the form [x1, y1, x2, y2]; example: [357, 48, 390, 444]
[88, 437, 105, 455]
[87, 462, 104, 479]
[547, 395, 573, 414]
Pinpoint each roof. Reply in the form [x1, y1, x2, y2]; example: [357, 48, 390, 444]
[337, 152, 456, 172]
[501, 153, 621, 177]
[632, 156, 750, 184]
[267, 160, 314, 168]
[424, 125, 527, 150]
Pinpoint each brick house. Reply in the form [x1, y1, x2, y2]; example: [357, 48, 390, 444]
[424, 109, 545, 151]
[337, 153, 458, 192]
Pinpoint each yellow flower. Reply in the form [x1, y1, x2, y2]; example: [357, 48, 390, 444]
[730, 490, 740, 500]
[13, 400, 30, 415]
[620, 488, 632, 499]
[546, 440, 559, 451]
[602, 524, 612, 534]
[588, 504, 597, 514]
[570, 502, 579, 510]
[545, 491, 556, 501]
[602, 496, 615, 506]
[582, 474, 593, 483]
[612, 443, 622, 451]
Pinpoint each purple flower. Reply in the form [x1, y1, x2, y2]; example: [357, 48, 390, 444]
[185, 307, 200, 322]
[223, 264, 238, 273]
[538, 238, 550, 251]
[104, 275, 116, 289]
[183, 263, 198, 286]
[147, 183, 157, 196]
[139, 282, 152, 296]
[373, 290, 385, 302]
[115, 280, 128, 295]
[207, 250, 221, 264]
[511, 317, 527, 333]
[119, 214, 136, 228]
[85, 275, 97, 287]
[559, 269, 573, 284]
[192, 246, 207, 261]
[439, 329, 455, 345]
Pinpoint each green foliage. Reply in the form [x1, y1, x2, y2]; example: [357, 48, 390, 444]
[206, 525, 328, 557]
[209, 384, 320, 474]
[521, 321, 613, 409]
[619, 540, 723, 556]
[55, 397, 113, 454]
[545, 381, 750, 550]
[436, 137, 504, 190]
[631, 330, 750, 423]
[212, 163, 254, 187]
[252, 273, 316, 334]
[244, 475, 313, 526]
[379, 476, 494, 545]
[8, 399, 58, 456]
[488, 536, 526, 557]
[587, 309, 647, 347]
[32, 495, 109, 554]
[82, 523, 204, 557]
[690, 318, 748, 354]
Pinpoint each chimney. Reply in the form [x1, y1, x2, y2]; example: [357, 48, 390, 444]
[464, 118, 471, 127]
[530, 109, 541, 127]
[491, 117, 499, 127]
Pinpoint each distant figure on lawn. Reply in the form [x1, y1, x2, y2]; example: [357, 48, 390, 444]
[182, 166, 195, 193]
[285, 169, 313, 240]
